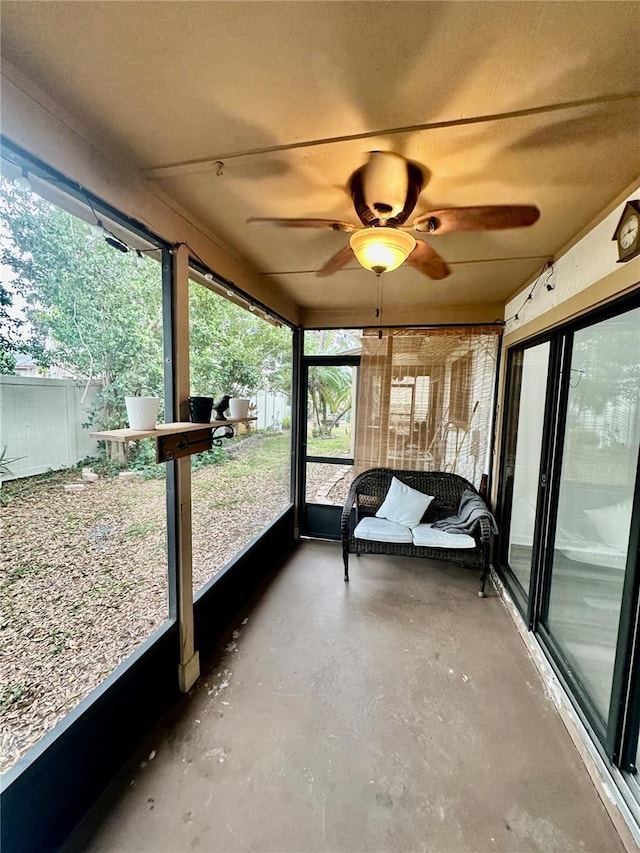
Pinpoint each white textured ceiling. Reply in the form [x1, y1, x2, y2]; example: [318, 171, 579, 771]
[1, 1, 639, 325]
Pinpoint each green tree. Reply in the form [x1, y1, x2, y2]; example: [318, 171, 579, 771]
[304, 328, 360, 356]
[0, 179, 164, 428]
[304, 329, 358, 437]
[189, 283, 292, 398]
[570, 317, 640, 416]
[0, 178, 293, 431]
[308, 365, 353, 437]
[0, 283, 26, 373]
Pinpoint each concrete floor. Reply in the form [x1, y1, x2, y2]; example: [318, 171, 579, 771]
[64, 540, 625, 853]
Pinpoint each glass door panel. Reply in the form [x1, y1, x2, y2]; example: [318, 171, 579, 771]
[543, 307, 640, 723]
[501, 342, 551, 600]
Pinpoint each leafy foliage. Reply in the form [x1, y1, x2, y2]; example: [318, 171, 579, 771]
[0, 179, 164, 428]
[189, 284, 292, 397]
[308, 365, 353, 437]
[0, 178, 293, 433]
[570, 312, 640, 416]
[0, 445, 22, 479]
[0, 283, 26, 373]
[304, 328, 361, 356]
[304, 329, 358, 437]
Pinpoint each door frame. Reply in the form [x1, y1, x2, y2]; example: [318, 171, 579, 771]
[299, 354, 360, 539]
[496, 291, 640, 770]
[496, 333, 558, 624]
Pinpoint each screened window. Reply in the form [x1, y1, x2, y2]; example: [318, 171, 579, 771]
[0, 175, 169, 772]
[188, 279, 292, 592]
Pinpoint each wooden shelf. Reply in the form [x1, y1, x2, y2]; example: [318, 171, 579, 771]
[90, 419, 256, 442]
[91, 419, 257, 463]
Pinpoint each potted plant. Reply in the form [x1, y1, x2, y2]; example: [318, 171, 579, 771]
[229, 396, 251, 419]
[227, 383, 254, 420]
[124, 388, 161, 430]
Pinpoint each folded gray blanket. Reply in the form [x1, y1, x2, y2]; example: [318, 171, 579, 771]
[432, 489, 499, 535]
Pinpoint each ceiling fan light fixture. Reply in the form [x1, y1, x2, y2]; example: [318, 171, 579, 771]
[349, 227, 416, 275]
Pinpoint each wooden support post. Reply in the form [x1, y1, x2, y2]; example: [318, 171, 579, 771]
[176, 455, 199, 692]
[172, 244, 199, 692]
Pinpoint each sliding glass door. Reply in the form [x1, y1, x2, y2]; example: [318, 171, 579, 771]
[541, 307, 640, 728]
[499, 341, 551, 609]
[498, 295, 640, 793]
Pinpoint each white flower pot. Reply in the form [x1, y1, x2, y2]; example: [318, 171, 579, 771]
[125, 396, 160, 430]
[229, 397, 250, 420]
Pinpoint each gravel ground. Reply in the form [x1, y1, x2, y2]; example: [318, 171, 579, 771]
[0, 433, 353, 773]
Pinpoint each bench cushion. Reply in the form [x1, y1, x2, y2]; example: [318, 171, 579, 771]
[375, 476, 435, 528]
[411, 523, 476, 549]
[354, 516, 414, 544]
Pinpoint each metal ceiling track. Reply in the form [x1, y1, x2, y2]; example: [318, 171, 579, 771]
[143, 91, 640, 179]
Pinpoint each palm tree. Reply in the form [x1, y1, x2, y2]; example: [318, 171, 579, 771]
[308, 366, 352, 437]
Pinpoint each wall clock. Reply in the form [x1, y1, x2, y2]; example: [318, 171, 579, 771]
[612, 200, 640, 262]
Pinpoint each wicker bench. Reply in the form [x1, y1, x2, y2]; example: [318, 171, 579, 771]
[340, 468, 494, 596]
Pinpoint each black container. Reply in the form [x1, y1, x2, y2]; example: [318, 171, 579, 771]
[188, 396, 214, 423]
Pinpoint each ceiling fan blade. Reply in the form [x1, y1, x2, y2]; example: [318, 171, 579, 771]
[406, 241, 451, 280]
[247, 217, 355, 232]
[316, 245, 356, 277]
[412, 205, 540, 234]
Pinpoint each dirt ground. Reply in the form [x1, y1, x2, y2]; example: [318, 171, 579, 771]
[0, 434, 352, 773]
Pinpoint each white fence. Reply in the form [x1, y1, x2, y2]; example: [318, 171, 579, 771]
[0, 378, 290, 482]
[0, 376, 100, 481]
[250, 390, 289, 430]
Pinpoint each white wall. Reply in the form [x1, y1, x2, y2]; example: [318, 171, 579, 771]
[504, 187, 640, 334]
[0, 376, 99, 480]
[494, 186, 640, 500]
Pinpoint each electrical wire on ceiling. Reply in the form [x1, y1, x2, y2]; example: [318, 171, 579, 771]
[81, 191, 160, 258]
[503, 259, 554, 324]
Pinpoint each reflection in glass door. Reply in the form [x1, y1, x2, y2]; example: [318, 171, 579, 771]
[500, 342, 551, 603]
[542, 307, 640, 725]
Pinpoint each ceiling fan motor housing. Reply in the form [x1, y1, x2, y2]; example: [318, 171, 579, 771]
[362, 151, 410, 220]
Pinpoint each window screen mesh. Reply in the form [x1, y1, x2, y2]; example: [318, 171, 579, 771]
[354, 327, 501, 486]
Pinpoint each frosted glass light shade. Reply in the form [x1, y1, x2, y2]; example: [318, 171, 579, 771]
[349, 227, 416, 274]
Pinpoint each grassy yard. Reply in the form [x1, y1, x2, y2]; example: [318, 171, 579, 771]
[0, 431, 295, 773]
[305, 426, 352, 459]
[0, 428, 359, 772]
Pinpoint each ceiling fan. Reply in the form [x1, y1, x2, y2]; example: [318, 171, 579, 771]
[247, 151, 540, 280]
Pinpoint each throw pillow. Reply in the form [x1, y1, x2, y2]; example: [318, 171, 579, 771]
[584, 498, 632, 549]
[375, 476, 435, 528]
